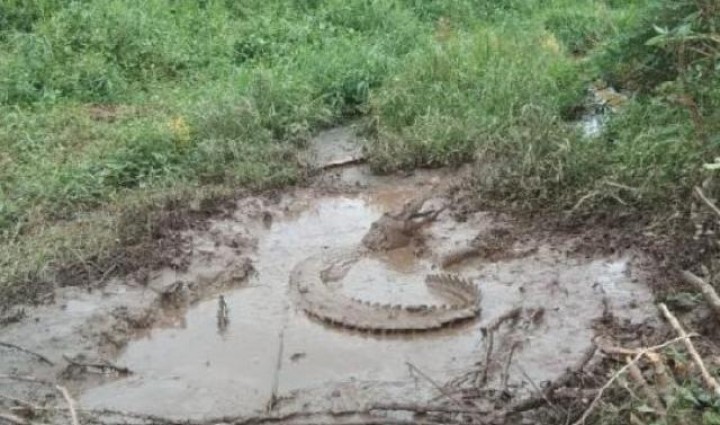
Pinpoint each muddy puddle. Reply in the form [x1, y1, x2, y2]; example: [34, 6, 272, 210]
[0, 127, 656, 423]
[81, 191, 653, 419]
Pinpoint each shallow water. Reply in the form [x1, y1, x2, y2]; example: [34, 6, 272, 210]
[80, 180, 654, 419]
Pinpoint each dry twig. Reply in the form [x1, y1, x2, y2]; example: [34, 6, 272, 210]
[479, 331, 494, 387]
[626, 360, 665, 417]
[571, 335, 692, 425]
[659, 303, 720, 396]
[681, 270, 720, 320]
[646, 352, 676, 396]
[478, 307, 522, 387]
[55, 385, 79, 425]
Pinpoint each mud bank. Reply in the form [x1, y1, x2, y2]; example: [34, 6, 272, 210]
[0, 127, 657, 424]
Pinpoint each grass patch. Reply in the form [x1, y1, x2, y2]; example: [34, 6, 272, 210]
[1, 1, 718, 317]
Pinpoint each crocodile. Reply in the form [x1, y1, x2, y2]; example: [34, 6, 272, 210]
[290, 196, 482, 332]
[361, 194, 446, 251]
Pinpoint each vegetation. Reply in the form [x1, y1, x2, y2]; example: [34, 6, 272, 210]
[0, 0, 719, 422]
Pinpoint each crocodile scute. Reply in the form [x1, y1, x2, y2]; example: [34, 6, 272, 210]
[290, 248, 482, 332]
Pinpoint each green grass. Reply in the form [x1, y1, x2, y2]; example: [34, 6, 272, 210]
[0, 0, 718, 307]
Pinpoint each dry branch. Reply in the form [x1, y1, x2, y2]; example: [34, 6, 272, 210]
[478, 307, 522, 387]
[0, 342, 54, 366]
[626, 360, 665, 417]
[479, 331, 494, 387]
[646, 352, 676, 396]
[55, 385, 79, 425]
[681, 270, 720, 319]
[501, 343, 519, 391]
[571, 335, 692, 425]
[659, 303, 720, 396]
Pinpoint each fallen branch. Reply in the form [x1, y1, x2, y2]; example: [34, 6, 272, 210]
[501, 342, 519, 391]
[55, 385, 79, 425]
[479, 331, 494, 387]
[645, 352, 676, 396]
[626, 360, 665, 417]
[571, 335, 696, 425]
[0, 342, 54, 366]
[62, 355, 131, 376]
[681, 270, 720, 320]
[659, 303, 720, 396]
[478, 307, 522, 387]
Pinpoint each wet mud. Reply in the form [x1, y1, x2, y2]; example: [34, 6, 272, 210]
[0, 126, 657, 424]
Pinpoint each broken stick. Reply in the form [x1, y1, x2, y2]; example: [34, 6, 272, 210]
[478, 307, 523, 387]
[645, 352, 676, 396]
[659, 303, 720, 396]
[56, 385, 79, 425]
[681, 270, 720, 320]
[626, 360, 665, 417]
[572, 335, 692, 425]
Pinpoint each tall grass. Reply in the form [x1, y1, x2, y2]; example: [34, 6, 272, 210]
[1, 0, 718, 310]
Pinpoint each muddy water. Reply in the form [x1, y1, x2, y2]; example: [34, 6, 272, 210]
[80, 177, 654, 419]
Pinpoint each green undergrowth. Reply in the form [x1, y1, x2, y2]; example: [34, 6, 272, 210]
[1, 1, 718, 311]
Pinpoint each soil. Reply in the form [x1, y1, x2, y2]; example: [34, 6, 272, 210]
[0, 125, 687, 425]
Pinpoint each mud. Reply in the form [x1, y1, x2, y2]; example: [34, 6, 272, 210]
[0, 126, 658, 424]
